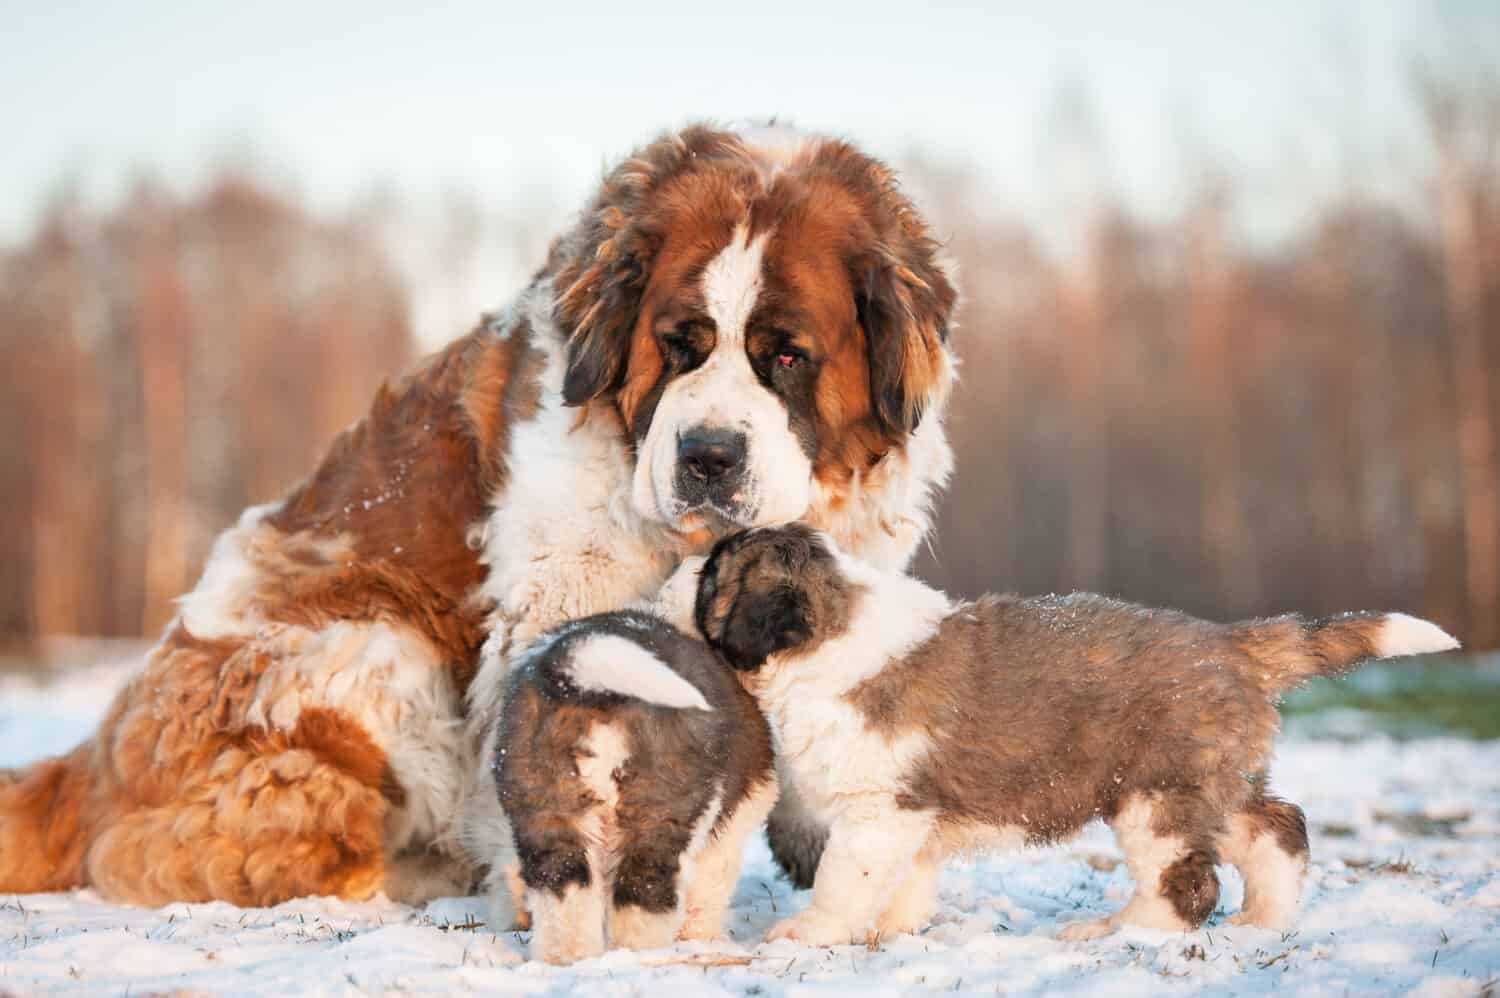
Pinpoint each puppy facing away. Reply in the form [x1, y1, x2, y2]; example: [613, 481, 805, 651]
[687, 525, 1459, 946]
[492, 610, 776, 965]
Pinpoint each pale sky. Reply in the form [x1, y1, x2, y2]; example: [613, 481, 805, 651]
[1, 0, 1483, 343]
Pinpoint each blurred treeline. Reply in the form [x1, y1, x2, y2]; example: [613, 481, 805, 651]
[1, 69, 1497, 651]
[0, 177, 413, 639]
[917, 65, 1500, 652]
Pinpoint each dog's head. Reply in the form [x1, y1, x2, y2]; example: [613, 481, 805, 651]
[693, 524, 858, 671]
[550, 124, 957, 536]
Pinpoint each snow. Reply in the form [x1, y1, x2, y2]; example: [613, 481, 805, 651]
[4, 658, 1499, 996]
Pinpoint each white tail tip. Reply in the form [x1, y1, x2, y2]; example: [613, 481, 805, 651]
[566, 633, 713, 711]
[1377, 613, 1460, 658]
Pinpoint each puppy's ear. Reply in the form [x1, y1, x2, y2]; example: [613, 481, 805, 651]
[717, 588, 811, 671]
[553, 126, 743, 406]
[693, 543, 728, 643]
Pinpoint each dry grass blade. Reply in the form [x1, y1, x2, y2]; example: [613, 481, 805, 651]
[640, 953, 755, 968]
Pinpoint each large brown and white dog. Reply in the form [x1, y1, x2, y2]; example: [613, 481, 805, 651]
[0, 123, 956, 907]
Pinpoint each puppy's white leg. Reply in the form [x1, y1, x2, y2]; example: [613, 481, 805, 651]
[875, 856, 940, 939]
[1217, 800, 1309, 930]
[767, 802, 934, 947]
[611, 905, 681, 951]
[680, 778, 778, 942]
[1060, 794, 1217, 941]
[480, 861, 530, 932]
[527, 883, 606, 965]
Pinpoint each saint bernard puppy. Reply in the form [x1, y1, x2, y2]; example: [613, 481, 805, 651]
[685, 525, 1457, 945]
[493, 609, 775, 963]
[0, 123, 956, 907]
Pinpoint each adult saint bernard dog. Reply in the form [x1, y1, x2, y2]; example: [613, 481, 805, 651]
[0, 123, 958, 908]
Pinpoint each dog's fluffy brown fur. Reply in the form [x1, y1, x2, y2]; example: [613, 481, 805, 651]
[684, 524, 1459, 945]
[494, 610, 775, 963]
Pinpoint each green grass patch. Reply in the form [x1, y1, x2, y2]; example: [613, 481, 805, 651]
[1280, 652, 1500, 740]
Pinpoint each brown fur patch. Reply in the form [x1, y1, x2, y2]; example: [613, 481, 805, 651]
[1242, 791, 1310, 858]
[266, 322, 544, 681]
[1160, 849, 1221, 927]
[0, 743, 96, 892]
[1228, 612, 1384, 693]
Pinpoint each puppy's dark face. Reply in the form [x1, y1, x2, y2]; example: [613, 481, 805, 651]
[693, 524, 857, 671]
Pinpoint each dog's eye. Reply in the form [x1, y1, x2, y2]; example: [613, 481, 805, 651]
[660, 321, 711, 367]
[774, 346, 808, 370]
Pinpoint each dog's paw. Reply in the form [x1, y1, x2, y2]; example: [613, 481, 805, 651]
[1057, 916, 1118, 942]
[766, 909, 856, 947]
[677, 911, 725, 943]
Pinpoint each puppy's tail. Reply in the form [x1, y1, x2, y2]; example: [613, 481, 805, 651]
[1230, 611, 1459, 696]
[564, 633, 713, 711]
[0, 741, 95, 892]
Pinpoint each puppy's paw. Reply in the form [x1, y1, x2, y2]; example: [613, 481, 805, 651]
[677, 910, 725, 942]
[766, 909, 856, 947]
[1057, 916, 1118, 942]
[874, 909, 930, 939]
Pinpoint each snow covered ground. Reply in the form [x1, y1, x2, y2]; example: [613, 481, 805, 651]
[3, 653, 1498, 996]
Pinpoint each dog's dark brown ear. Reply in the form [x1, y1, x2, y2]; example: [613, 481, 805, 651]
[808, 139, 958, 439]
[716, 587, 812, 672]
[553, 126, 741, 406]
[857, 244, 956, 438]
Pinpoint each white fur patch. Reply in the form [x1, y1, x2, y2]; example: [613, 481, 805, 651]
[750, 545, 950, 817]
[577, 721, 629, 816]
[176, 501, 281, 640]
[703, 224, 767, 345]
[566, 633, 711, 712]
[1376, 613, 1459, 658]
[1219, 813, 1307, 929]
[631, 556, 706, 635]
[528, 882, 606, 965]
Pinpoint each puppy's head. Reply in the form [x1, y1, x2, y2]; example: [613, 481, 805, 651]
[693, 524, 858, 671]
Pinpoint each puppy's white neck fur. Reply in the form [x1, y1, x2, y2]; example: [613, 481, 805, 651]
[758, 549, 951, 702]
[745, 544, 949, 819]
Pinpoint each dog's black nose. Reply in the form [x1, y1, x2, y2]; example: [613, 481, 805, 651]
[678, 428, 747, 484]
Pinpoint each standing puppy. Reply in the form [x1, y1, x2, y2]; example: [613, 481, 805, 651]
[493, 610, 776, 965]
[690, 525, 1459, 946]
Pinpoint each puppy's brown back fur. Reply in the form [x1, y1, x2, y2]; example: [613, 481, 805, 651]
[848, 594, 1283, 842]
